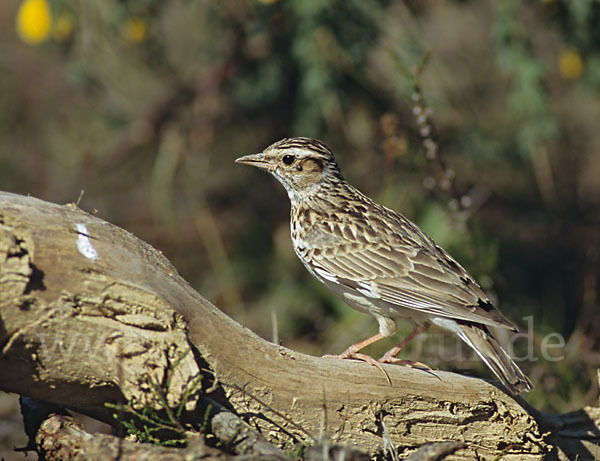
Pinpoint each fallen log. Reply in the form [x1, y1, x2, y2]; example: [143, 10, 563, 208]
[0, 191, 598, 460]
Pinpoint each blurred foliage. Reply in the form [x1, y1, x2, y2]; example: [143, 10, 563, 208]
[2, 4, 600, 451]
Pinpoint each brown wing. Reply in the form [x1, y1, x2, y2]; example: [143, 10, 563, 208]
[306, 222, 516, 330]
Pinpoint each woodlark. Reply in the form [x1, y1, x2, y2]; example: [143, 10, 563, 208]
[236, 137, 533, 395]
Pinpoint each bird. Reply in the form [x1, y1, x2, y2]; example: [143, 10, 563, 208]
[235, 137, 533, 395]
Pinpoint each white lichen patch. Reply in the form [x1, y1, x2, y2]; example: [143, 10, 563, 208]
[75, 223, 98, 261]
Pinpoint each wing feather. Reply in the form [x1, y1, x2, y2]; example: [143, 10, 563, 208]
[309, 240, 515, 330]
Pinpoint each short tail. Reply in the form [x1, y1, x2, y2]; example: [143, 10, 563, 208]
[457, 323, 533, 395]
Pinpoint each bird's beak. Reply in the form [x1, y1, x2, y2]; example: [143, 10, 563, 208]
[235, 152, 273, 171]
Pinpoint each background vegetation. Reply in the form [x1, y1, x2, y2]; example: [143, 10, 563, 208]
[1, 0, 599, 457]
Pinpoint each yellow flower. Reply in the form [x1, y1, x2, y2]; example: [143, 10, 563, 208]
[122, 17, 147, 44]
[16, 0, 52, 45]
[53, 12, 73, 42]
[559, 48, 584, 80]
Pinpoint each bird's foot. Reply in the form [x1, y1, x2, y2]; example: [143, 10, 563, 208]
[378, 354, 431, 370]
[323, 351, 391, 385]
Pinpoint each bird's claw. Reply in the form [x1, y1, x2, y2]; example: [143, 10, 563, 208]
[378, 355, 432, 370]
[323, 352, 392, 385]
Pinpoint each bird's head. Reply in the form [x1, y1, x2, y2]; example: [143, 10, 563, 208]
[235, 137, 343, 205]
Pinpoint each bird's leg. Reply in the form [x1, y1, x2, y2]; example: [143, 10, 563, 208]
[323, 333, 391, 384]
[379, 323, 431, 368]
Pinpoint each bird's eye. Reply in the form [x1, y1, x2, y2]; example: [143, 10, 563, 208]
[282, 154, 295, 165]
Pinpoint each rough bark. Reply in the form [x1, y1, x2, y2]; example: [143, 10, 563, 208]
[0, 191, 599, 460]
[35, 413, 233, 461]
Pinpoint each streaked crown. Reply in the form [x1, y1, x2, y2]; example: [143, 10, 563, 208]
[235, 137, 343, 205]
